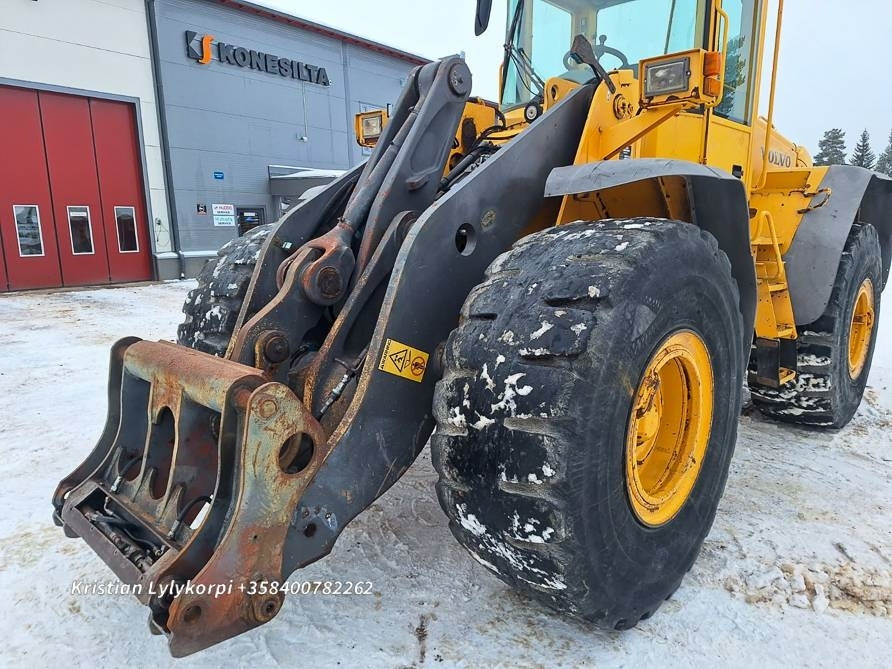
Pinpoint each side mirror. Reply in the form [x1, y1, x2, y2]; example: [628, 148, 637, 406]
[475, 0, 493, 36]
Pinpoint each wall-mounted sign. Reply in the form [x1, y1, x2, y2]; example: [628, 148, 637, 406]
[213, 171, 225, 180]
[212, 203, 236, 227]
[196, 204, 208, 215]
[186, 31, 331, 87]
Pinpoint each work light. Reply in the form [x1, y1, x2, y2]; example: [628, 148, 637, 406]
[361, 113, 384, 139]
[643, 57, 691, 97]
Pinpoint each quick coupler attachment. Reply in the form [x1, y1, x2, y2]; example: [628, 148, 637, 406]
[52, 337, 327, 656]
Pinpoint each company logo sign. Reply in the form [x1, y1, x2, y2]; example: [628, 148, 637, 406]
[185, 31, 330, 86]
[767, 150, 792, 168]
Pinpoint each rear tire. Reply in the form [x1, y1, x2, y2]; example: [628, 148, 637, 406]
[177, 225, 273, 356]
[432, 219, 744, 629]
[750, 223, 882, 428]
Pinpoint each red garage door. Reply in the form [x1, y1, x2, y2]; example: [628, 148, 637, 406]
[0, 87, 63, 290]
[0, 85, 153, 291]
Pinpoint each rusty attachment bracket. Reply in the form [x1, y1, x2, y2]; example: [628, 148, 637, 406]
[52, 338, 327, 656]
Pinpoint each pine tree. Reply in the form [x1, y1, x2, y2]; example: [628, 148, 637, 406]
[876, 129, 892, 176]
[850, 129, 876, 169]
[813, 129, 847, 166]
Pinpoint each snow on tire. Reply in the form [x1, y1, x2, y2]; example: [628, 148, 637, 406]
[432, 219, 745, 630]
[177, 224, 273, 356]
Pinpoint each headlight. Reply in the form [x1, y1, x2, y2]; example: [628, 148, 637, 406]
[361, 114, 383, 138]
[643, 58, 691, 97]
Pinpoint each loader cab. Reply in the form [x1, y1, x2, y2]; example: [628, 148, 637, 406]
[496, 0, 766, 189]
[500, 0, 709, 108]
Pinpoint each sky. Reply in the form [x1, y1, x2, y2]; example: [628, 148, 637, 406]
[256, 0, 890, 157]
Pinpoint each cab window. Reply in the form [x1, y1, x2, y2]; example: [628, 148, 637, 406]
[714, 0, 760, 124]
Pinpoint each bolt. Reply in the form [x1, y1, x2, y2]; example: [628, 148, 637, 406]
[263, 334, 290, 364]
[317, 266, 343, 300]
[258, 398, 278, 419]
[447, 62, 472, 96]
[252, 596, 282, 623]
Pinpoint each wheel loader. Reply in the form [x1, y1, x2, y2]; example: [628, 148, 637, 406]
[53, 0, 891, 656]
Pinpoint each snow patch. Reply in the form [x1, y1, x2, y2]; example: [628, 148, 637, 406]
[470, 413, 496, 430]
[498, 330, 518, 346]
[447, 406, 467, 430]
[456, 504, 487, 537]
[530, 321, 554, 340]
[490, 373, 533, 416]
[480, 363, 496, 392]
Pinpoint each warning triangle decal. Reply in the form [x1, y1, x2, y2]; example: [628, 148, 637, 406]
[389, 348, 409, 372]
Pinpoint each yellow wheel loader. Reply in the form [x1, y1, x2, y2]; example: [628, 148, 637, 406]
[53, 0, 891, 655]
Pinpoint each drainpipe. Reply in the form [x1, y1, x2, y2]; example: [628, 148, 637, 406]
[145, 0, 186, 278]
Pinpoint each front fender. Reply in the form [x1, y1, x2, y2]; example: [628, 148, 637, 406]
[785, 166, 892, 325]
[545, 159, 757, 351]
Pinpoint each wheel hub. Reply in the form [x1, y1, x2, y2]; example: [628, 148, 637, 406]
[625, 330, 714, 527]
[848, 278, 875, 380]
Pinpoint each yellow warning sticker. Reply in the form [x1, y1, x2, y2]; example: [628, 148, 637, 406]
[379, 338, 429, 383]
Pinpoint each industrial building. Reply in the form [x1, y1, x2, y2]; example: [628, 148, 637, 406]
[0, 0, 425, 290]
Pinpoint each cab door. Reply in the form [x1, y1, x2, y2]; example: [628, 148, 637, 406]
[704, 0, 762, 189]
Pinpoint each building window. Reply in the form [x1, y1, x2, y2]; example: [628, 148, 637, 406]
[67, 206, 95, 255]
[114, 206, 139, 253]
[13, 205, 45, 257]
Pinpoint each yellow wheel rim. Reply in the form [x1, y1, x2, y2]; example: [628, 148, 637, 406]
[625, 330, 714, 527]
[848, 278, 875, 380]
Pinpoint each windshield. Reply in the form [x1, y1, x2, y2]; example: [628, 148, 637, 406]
[502, 0, 708, 109]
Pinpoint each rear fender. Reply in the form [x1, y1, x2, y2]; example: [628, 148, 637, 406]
[785, 166, 892, 324]
[545, 159, 757, 353]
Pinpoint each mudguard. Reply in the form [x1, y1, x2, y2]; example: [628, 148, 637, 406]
[786, 166, 892, 325]
[545, 158, 757, 353]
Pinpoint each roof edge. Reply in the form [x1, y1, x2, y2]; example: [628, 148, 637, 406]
[211, 0, 431, 66]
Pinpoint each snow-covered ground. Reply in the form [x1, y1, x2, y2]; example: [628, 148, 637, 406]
[0, 281, 889, 668]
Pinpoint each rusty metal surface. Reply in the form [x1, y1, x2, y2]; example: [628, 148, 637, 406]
[54, 338, 327, 656]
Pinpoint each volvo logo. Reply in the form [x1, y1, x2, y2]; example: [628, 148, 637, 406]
[767, 150, 792, 168]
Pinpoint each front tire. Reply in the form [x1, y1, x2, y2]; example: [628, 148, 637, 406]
[177, 224, 274, 356]
[432, 219, 744, 629]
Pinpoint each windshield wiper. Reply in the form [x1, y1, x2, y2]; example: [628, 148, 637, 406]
[500, 0, 545, 102]
[510, 46, 545, 95]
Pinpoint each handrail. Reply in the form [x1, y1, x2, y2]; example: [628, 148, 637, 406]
[757, 0, 785, 190]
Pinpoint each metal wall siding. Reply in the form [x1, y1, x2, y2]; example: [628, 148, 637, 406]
[153, 0, 414, 254]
